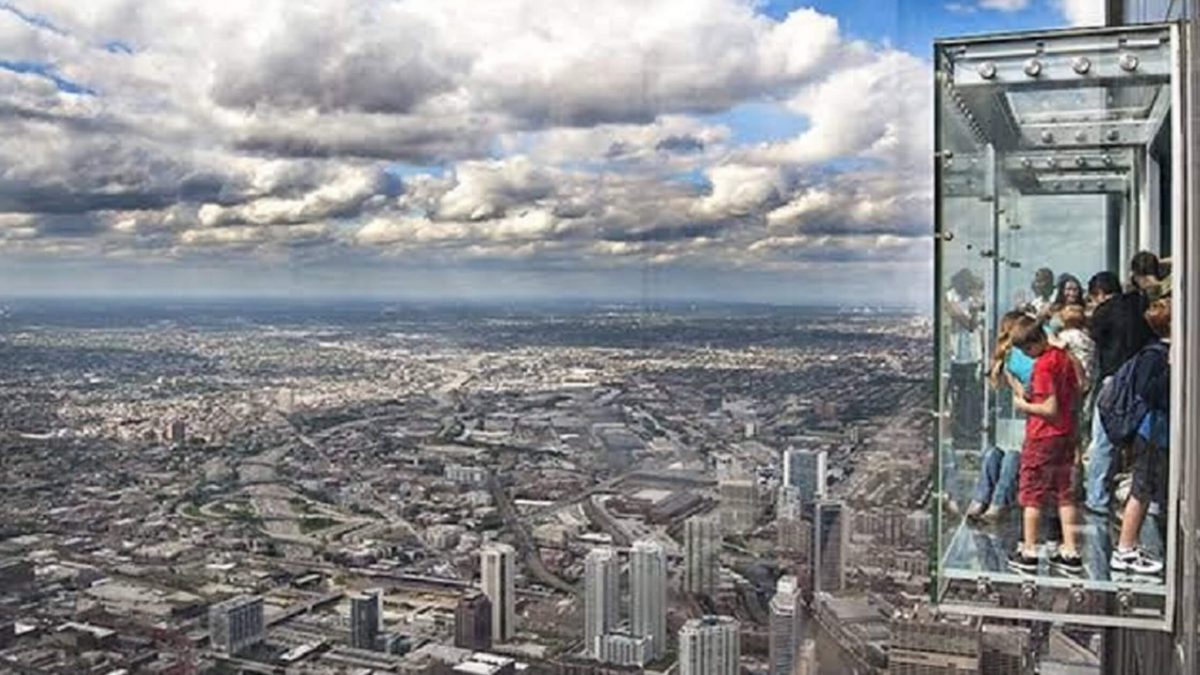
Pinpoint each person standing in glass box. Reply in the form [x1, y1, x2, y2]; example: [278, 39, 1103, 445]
[1006, 315, 1084, 576]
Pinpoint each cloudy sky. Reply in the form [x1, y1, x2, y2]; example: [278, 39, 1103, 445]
[0, 0, 1103, 304]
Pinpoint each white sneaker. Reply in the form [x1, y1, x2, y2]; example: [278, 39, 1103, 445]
[1110, 548, 1164, 575]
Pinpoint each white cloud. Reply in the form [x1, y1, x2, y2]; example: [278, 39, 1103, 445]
[745, 50, 930, 170]
[0, 0, 933, 298]
[692, 165, 787, 219]
[1057, 0, 1106, 26]
[979, 0, 1030, 11]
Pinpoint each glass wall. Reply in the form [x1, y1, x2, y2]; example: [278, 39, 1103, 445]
[933, 23, 1182, 629]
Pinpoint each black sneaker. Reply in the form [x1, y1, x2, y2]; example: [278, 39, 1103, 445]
[1008, 548, 1038, 574]
[1050, 551, 1084, 576]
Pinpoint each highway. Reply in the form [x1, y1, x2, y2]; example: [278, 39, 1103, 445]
[488, 477, 579, 596]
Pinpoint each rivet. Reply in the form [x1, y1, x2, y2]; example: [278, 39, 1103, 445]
[1073, 57, 1092, 75]
[1041, 130, 1055, 144]
[1024, 58, 1042, 77]
[978, 62, 997, 79]
[1119, 53, 1140, 72]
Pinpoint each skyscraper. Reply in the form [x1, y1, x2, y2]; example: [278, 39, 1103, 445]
[768, 575, 800, 675]
[718, 477, 759, 534]
[481, 542, 516, 643]
[811, 500, 846, 594]
[455, 591, 492, 651]
[350, 589, 382, 650]
[584, 546, 620, 657]
[629, 539, 667, 660]
[782, 448, 827, 505]
[684, 514, 721, 597]
[208, 595, 264, 656]
[678, 615, 740, 675]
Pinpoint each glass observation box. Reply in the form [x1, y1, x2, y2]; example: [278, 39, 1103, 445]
[933, 23, 1189, 630]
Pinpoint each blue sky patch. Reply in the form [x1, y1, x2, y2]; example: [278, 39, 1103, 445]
[0, 59, 96, 95]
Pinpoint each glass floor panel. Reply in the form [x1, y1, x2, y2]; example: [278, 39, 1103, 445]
[942, 491, 1168, 595]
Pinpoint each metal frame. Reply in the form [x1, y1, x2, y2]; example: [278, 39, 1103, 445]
[931, 22, 1184, 632]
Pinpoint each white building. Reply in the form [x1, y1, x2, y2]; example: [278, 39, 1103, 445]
[480, 543, 516, 643]
[584, 546, 620, 658]
[679, 615, 740, 675]
[598, 631, 653, 668]
[629, 539, 667, 659]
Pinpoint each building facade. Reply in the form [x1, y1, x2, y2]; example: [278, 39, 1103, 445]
[455, 591, 493, 651]
[584, 546, 620, 658]
[718, 477, 759, 535]
[683, 515, 721, 597]
[629, 539, 667, 660]
[350, 589, 382, 651]
[767, 575, 800, 675]
[889, 608, 982, 675]
[678, 615, 740, 675]
[208, 595, 264, 656]
[481, 542, 517, 643]
[781, 448, 827, 505]
[598, 631, 653, 668]
[811, 500, 846, 594]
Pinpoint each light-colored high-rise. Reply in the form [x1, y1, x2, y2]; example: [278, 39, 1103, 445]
[795, 639, 818, 675]
[684, 514, 721, 597]
[719, 477, 759, 534]
[811, 500, 847, 594]
[768, 576, 800, 675]
[583, 546, 620, 657]
[349, 588, 382, 651]
[598, 630, 654, 668]
[208, 595, 264, 656]
[679, 615, 740, 675]
[629, 539, 667, 660]
[782, 448, 827, 505]
[481, 542, 516, 643]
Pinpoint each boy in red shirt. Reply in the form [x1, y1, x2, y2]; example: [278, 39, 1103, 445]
[1006, 315, 1083, 575]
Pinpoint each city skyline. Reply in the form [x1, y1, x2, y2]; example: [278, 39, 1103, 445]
[0, 1, 1098, 305]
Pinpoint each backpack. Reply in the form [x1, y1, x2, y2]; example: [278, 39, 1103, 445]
[1097, 341, 1168, 447]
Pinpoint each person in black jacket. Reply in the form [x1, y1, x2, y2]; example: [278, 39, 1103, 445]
[1110, 299, 1171, 576]
[1083, 271, 1155, 514]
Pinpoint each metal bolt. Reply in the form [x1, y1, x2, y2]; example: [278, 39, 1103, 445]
[1107, 129, 1121, 142]
[1046, 157, 1058, 168]
[1041, 130, 1055, 144]
[1073, 56, 1092, 75]
[1075, 156, 1087, 167]
[1024, 58, 1042, 77]
[977, 61, 997, 79]
[1075, 130, 1088, 143]
[1119, 53, 1140, 72]
[1097, 181, 1106, 190]
[1102, 154, 1113, 166]
[1021, 158, 1033, 169]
